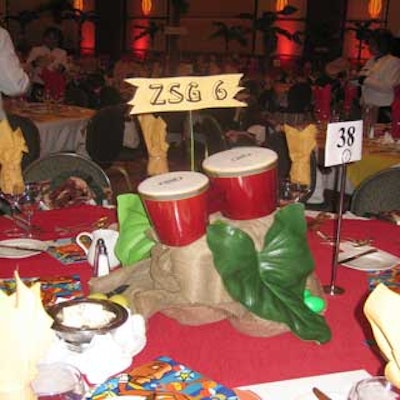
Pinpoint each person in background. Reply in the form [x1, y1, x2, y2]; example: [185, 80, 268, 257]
[26, 26, 68, 101]
[358, 29, 400, 123]
[0, 26, 30, 120]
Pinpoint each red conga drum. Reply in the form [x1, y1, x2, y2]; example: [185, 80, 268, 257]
[138, 171, 209, 246]
[202, 147, 278, 220]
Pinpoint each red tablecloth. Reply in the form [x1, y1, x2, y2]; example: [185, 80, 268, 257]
[1, 206, 398, 388]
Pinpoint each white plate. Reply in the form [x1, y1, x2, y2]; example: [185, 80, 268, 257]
[0, 238, 48, 258]
[341, 250, 400, 271]
[238, 369, 371, 400]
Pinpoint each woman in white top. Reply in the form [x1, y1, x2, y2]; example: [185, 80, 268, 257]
[358, 29, 400, 123]
[0, 27, 30, 120]
[26, 27, 68, 100]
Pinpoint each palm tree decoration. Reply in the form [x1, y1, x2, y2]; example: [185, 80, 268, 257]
[239, 5, 300, 62]
[346, 20, 377, 65]
[209, 22, 250, 53]
[133, 21, 164, 48]
[61, 8, 99, 54]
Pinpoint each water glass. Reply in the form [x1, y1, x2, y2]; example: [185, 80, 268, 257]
[32, 363, 86, 399]
[348, 376, 400, 400]
[19, 183, 41, 237]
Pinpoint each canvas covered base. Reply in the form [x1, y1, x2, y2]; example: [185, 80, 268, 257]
[89, 212, 324, 338]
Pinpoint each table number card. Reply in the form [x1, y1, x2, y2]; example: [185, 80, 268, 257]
[324, 120, 363, 167]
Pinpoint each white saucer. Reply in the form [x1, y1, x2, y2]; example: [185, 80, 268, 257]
[0, 238, 48, 258]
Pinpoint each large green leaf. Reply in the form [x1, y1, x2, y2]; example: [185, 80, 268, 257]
[206, 203, 331, 343]
[114, 194, 155, 266]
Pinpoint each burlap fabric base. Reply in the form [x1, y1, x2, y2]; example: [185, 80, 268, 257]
[90, 212, 324, 338]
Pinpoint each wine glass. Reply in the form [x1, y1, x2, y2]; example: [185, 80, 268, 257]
[18, 182, 41, 238]
[278, 179, 311, 207]
[32, 363, 86, 399]
[348, 376, 400, 399]
[0, 187, 26, 237]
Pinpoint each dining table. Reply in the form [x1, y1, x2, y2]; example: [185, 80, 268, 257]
[0, 204, 399, 393]
[316, 122, 400, 196]
[5, 101, 95, 158]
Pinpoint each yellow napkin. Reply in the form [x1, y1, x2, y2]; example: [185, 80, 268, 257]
[0, 272, 55, 399]
[138, 113, 169, 176]
[283, 124, 317, 186]
[0, 119, 28, 195]
[364, 283, 400, 389]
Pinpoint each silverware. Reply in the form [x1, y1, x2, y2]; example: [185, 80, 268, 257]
[2, 214, 43, 233]
[339, 248, 378, 264]
[55, 216, 109, 234]
[0, 243, 47, 253]
[312, 387, 332, 400]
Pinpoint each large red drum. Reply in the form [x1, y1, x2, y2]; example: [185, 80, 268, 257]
[138, 171, 209, 247]
[202, 147, 278, 220]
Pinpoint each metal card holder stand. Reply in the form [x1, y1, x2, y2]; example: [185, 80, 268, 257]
[323, 163, 346, 296]
[322, 119, 363, 296]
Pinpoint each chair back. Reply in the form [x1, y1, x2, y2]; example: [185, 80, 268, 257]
[23, 152, 111, 206]
[350, 167, 400, 216]
[7, 113, 40, 170]
[85, 104, 126, 166]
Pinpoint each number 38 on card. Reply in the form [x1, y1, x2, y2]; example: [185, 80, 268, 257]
[324, 120, 363, 167]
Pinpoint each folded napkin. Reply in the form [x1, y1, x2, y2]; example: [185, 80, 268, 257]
[378, 131, 396, 145]
[283, 123, 317, 186]
[40, 312, 146, 384]
[138, 113, 169, 176]
[364, 283, 400, 389]
[0, 272, 55, 399]
[0, 119, 27, 195]
[114, 194, 155, 266]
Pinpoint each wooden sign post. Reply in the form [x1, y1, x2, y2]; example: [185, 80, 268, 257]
[323, 119, 363, 295]
[125, 74, 246, 171]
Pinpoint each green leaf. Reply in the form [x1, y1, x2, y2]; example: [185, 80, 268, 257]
[114, 194, 155, 266]
[207, 203, 331, 343]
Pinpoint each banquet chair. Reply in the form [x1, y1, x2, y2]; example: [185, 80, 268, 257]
[187, 111, 228, 170]
[85, 104, 146, 193]
[7, 113, 40, 170]
[23, 152, 112, 206]
[350, 167, 400, 217]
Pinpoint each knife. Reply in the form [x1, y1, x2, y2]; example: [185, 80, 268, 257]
[312, 387, 332, 400]
[338, 248, 378, 264]
[0, 243, 47, 253]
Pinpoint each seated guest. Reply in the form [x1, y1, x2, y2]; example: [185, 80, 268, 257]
[286, 73, 313, 113]
[358, 29, 400, 123]
[26, 27, 69, 101]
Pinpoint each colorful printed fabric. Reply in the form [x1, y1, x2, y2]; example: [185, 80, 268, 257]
[368, 267, 400, 294]
[85, 356, 238, 400]
[0, 274, 83, 306]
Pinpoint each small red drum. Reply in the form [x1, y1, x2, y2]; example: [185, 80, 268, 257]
[138, 171, 209, 246]
[202, 147, 278, 220]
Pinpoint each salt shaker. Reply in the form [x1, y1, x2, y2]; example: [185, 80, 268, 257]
[93, 238, 111, 277]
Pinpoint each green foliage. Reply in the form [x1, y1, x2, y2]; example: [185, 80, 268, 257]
[238, 5, 300, 57]
[209, 22, 250, 52]
[206, 203, 331, 343]
[114, 194, 155, 266]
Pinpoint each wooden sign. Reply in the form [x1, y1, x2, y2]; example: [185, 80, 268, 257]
[126, 74, 246, 115]
[324, 120, 363, 167]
